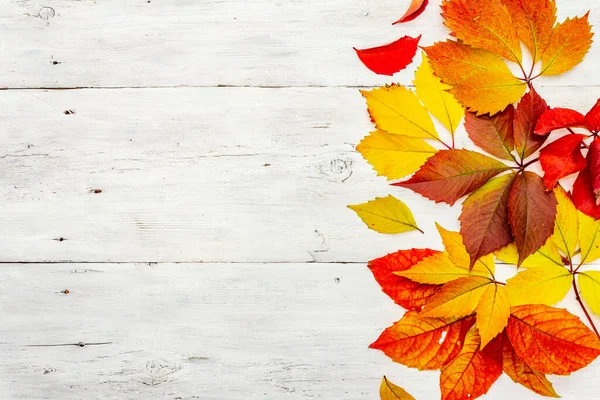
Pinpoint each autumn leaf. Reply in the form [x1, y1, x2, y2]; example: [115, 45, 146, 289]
[572, 162, 600, 219]
[507, 304, 600, 375]
[508, 172, 558, 265]
[439, 326, 502, 400]
[579, 211, 600, 264]
[495, 239, 563, 269]
[361, 85, 438, 139]
[370, 311, 473, 370]
[414, 54, 464, 135]
[354, 36, 421, 76]
[534, 108, 586, 135]
[502, 332, 560, 397]
[420, 276, 494, 319]
[579, 271, 600, 318]
[394, 0, 429, 24]
[423, 40, 526, 116]
[349, 195, 422, 234]
[380, 377, 415, 400]
[585, 99, 600, 133]
[357, 130, 437, 181]
[394, 150, 511, 205]
[436, 224, 495, 275]
[540, 13, 594, 77]
[476, 284, 510, 348]
[514, 89, 549, 161]
[553, 186, 580, 260]
[464, 107, 515, 161]
[589, 137, 600, 203]
[505, 264, 572, 306]
[367, 249, 440, 310]
[460, 174, 515, 268]
[396, 252, 488, 284]
[539, 134, 587, 190]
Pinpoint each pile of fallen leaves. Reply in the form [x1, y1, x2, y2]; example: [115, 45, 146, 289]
[350, 0, 600, 399]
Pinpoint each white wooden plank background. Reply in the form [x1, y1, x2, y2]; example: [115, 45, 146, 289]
[1, 0, 600, 399]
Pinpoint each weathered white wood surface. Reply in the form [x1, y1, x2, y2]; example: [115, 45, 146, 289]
[2, 0, 600, 398]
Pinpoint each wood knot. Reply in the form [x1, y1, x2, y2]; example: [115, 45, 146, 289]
[38, 7, 55, 20]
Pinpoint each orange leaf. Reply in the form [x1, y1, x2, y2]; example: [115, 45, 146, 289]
[394, 0, 429, 24]
[475, 284, 510, 349]
[420, 276, 493, 319]
[440, 326, 503, 400]
[507, 304, 600, 375]
[370, 311, 473, 370]
[502, 332, 560, 397]
[367, 249, 441, 310]
[380, 376, 416, 400]
[441, 0, 522, 63]
[354, 36, 421, 76]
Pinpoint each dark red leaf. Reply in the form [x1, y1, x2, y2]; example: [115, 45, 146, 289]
[514, 89, 549, 160]
[393, 0, 429, 24]
[589, 137, 600, 204]
[464, 107, 515, 161]
[539, 134, 587, 190]
[572, 163, 600, 219]
[534, 108, 586, 135]
[354, 36, 421, 76]
[585, 99, 600, 133]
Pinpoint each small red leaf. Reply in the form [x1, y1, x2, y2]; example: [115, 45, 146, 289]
[534, 108, 586, 135]
[539, 134, 587, 190]
[572, 163, 600, 219]
[590, 137, 600, 204]
[393, 0, 429, 24]
[585, 99, 600, 133]
[354, 36, 421, 76]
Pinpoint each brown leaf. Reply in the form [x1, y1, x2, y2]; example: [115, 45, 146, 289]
[514, 89, 549, 161]
[464, 107, 515, 161]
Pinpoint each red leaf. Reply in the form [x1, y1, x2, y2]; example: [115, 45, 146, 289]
[464, 107, 515, 161]
[508, 172, 558, 265]
[534, 108, 586, 135]
[589, 137, 600, 204]
[514, 89, 549, 160]
[539, 134, 587, 190]
[585, 99, 600, 133]
[354, 36, 421, 76]
[572, 163, 600, 219]
[393, 0, 429, 24]
[367, 249, 440, 310]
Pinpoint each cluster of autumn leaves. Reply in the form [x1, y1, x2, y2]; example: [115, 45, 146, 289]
[349, 0, 600, 399]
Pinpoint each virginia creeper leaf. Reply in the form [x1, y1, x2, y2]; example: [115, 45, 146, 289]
[367, 249, 441, 310]
[501, 332, 560, 398]
[505, 264, 572, 306]
[534, 108, 586, 135]
[540, 13, 594, 77]
[393, 0, 429, 24]
[572, 162, 600, 219]
[354, 36, 421, 76]
[579, 271, 600, 317]
[460, 173, 515, 268]
[436, 224, 495, 275]
[370, 312, 473, 370]
[585, 99, 600, 133]
[396, 252, 487, 284]
[464, 107, 515, 161]
[589, 137, 600, 204]
[495, 239, 563, 269]
[349, 195, 422, 234]
[476, 284, 510, 348]
[414, 54, 464, 135]
[579, 211, 600, 264]
[380, 376, 415, 400]
[421, 276, 493, 319]
[361, 85, 438, 139]
[441, 0, 522, 63]
[553, 186, 580, 259]
[439, 326, 503, 400]
[394, 150, 511, 206]
[508, 172, 558, 265]
[514, 89, 550, 161]
[539, 134, 587, 190]
[357, 130, 437, 181]
[507, 304, 600, 375]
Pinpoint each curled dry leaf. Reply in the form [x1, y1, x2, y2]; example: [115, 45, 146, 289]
[393, 0, 429, 24]
[354, 36, 421, 76]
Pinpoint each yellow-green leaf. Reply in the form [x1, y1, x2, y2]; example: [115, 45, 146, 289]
[436, 224, 495, 275]
[348, 195, 422, 234]
[579, 271, 600, 317]
[579, 211, 600, 264]
[380, 376, 415, 400]
[553, 186, 579, 261]
[396, 252, 487, 284]
[505, 264, 572, 306]
[495, 240, 563, 269]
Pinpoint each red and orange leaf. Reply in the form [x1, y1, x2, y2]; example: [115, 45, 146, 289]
[585, 99, 600, 133]
[460, 174, 515, 268]
[441, 0, 522, 64]
[370, 312, 473, 370]
[514, 89, 550, 161]
[534, 108, 587, 136]
[440, 326, 503, 400]
[508, 172, 558, 265]
[367, 249, 440, 310]
[464, 107, 515, 161]
[393, 0, 429, 24]
[540, 13, 594, 77]
[354, 36, 421, 76]
[394, 150, 510, 206]
[503, 0, 557, 63]
[421, 276, 493, 319]
[507, 304, 600, 375]
[539, 134, 587, 190]
[572, 163, 600, 219]
[502, 331, 560, 398]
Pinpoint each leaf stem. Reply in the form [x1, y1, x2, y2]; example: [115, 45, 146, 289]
[572, 274, 600, 339]
[521, 158, 539, 170]
[436, 138, 453, 150]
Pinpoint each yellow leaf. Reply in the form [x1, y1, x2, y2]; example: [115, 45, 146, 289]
[380, 376, 415, 400]
[361, 85, 439, 140]
[495, 240, 563, 269]
[579, 272, 600, 317]
[414, 54, 464, 134]
[421, 276, 493, 319]
[395, 252, 487, 284]
[356, 130, 437, 181]
[348, 195, 422, 234]
[579, 211, 600, 264]
[476, 284, 510, 348]
[436, 224, 495, 275]
[505, 264, 572, 306]
[553, 187, 579, 261]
